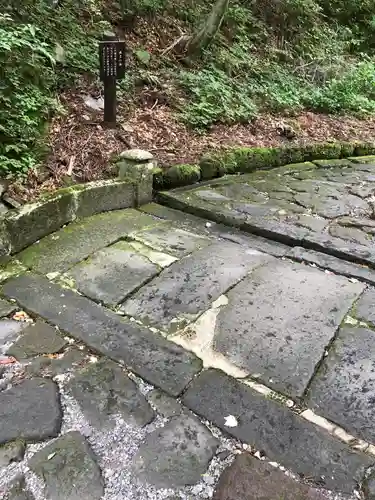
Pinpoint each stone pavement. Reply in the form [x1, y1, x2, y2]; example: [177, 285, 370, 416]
[2, 166, 375, 499]
[158, 156, 375, 267]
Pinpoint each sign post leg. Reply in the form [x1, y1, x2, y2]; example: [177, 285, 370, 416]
[103, 76, 117, 128]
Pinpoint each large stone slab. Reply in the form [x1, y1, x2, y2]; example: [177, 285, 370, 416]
[133, 414, 218, 487]
[183, 369, 372, 493]
[0, 378, 62, 444]
[3, 275, 202, 396]
[306, 327, 375, 443]
[0, 320, 29, 354]
[122, 241, 274, 331]
[67, 241, 160, 306]
[147, 389, 183, 418]
[139, 203, 290, 257]
[7, 320, 67, 359]
[213, 260, 363, 396]
[25, 347, 87, 378]
[132, 224, 211, 257]
[68, 358, 154, 427]
[0, 298, 17, 317]
[29, 431, 104, 500]
[288, 246, 375, 285]
[17, 209, 161, 274]
[356, 287, 375, 325]
[214, 454, 332, 500]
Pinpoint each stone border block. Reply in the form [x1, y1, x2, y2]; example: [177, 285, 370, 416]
[4, 192, 76, 253]
[74, 179, 137, 218]
[154, 141, 375, 190]
[0, 177, 152, 260]
[154, 164, 201, 189]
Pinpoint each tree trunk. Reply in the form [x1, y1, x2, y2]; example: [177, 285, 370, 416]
[187, 0, 230, 54]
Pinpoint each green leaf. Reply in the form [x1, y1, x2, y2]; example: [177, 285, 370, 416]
[134, 49, 151, 65]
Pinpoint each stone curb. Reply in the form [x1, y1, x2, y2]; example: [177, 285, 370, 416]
[0, 178, 152, 260]
[153, 141, 375, 190]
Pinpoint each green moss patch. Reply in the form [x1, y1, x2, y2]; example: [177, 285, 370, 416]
[157, 140, 375, 191]
[349, 155, 375, 164]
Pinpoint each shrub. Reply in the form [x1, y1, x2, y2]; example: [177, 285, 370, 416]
[0, 1, 109, 176]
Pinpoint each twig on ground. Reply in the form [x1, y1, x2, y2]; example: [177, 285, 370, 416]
[151, 99, 159, 110]
[67, 155, 76, 176]
[161, 34, 189, 56]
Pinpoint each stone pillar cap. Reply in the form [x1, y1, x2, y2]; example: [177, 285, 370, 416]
[119, 149, 154, 162]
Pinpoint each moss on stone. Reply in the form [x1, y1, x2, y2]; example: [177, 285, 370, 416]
[353, 141, 375, 156]
[157, 140, 375, 192]
[161, 164, 201, 189]
[236, 147, 283, 173]
[278, 146, 305, 165]
[0, 259, 27, 283]
[200, 147, 284, 178]
[349, 155, 375, 164]
[199, 154, 222, 180]
[313, 158, 353, 168]
[39, 186, 80, 201]
[340, 142, 356, 158]
[302, 142, 342, 161]
[217, 151, 239, 176]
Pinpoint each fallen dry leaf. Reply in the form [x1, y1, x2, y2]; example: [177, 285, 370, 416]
[0, 356, 17, 365]
[12, 311, 32, 322]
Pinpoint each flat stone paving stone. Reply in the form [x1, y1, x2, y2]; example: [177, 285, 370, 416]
[139, 203, 290, 257]
[0, 299, 17, 318]
[3, 274, 202, 396]
[213, 260, 364, 397]
[182, 369, 373, 494]
[68, 358, 154, 427]
[7, 320, 67, 359]
[17, 209, 161, 274]
[28, 431, 104, 500]
[67, 241, 160, 306]
[132, 414, 218, 488]
[0, 378, 62, 445]
[213, 454, 333, 500]
[147, 389, 182, 417]
[25, 347, 87, 378]
[306, 327, 375, 444]
[195, 189, 231, 201]
[356, 287, 375, 325]
[287, 246, 375, 285]
[122, 241, 274, 331]
[0, 320, 29, 354]
[305, 231, 375, 267]
[132, 224, 212, 257]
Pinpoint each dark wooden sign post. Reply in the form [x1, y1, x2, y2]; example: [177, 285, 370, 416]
[99, 32, 126, 128]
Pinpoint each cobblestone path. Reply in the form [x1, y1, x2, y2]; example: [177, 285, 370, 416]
[3, 158, 375, 499]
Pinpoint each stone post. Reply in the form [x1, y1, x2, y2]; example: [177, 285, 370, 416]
[116, 149, 156, 206]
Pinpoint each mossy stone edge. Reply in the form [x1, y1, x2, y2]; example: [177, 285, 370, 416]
[0, 178, 149, 259]
[154, 141, 375, 190]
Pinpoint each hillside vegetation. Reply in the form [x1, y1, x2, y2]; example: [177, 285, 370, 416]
[1, 0, 375, 176]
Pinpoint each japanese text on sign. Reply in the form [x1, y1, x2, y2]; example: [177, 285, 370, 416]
[99, 40, 126, 80]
